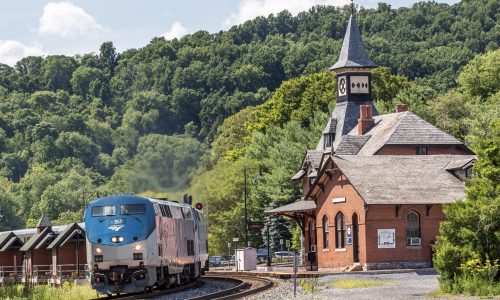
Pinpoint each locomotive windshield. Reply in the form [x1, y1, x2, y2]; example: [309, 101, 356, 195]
[92, 205, 116, 216]
[121, 204, 146, 215]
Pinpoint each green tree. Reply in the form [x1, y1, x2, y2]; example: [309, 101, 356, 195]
[42, 55, 78, 91]
[458, 49, 500, 100]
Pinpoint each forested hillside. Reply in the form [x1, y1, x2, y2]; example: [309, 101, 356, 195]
[0, 0, 497, 232]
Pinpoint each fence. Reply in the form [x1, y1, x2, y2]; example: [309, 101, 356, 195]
[0, 266, 22, 284]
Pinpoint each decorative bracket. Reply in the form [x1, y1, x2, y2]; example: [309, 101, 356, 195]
[395, 204, 402, 217]
[426, 204, 433, 216]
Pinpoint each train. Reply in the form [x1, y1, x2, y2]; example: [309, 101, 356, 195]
[84, 194, 208, 295]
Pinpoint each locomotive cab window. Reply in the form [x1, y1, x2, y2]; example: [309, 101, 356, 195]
[121, 204, 146, 215]
[92, 205, 116, 217]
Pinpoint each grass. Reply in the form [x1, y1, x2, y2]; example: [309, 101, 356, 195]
[0, 282, 96, 300]
[328, 279, 395, 289]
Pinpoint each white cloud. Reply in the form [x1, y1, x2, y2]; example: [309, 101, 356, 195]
[164, 22, 188, 40]
[224, 0, 349, 27]
[0, 40, 44, 66]
[39, 1, 103, 38]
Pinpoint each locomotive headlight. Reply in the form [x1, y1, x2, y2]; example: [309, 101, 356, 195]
[134, 244, 141, 251]
[95, 247, 102, 253]
[111, 237, 118, 243]
[118, 236, 124, 242]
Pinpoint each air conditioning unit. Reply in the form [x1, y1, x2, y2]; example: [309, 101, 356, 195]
[310, 244, 317, 252]
[407, 237, 421, 246]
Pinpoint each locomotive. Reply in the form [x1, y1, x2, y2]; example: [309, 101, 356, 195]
[85, 195, 208, 295]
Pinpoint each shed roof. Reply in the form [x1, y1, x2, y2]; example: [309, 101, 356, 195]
[48, 223, 85, 249]
[329, 155, 474, 204]
[20, 227, 52, 252]
[0, 236, 22, 251]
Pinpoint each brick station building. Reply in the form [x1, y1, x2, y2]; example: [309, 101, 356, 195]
[265, 14, 475, 271]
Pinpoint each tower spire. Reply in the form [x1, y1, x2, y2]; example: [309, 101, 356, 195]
[330, 14, 376, 71]
[351, 0, 354, 15]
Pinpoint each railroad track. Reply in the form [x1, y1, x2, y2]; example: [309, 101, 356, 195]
[191, 275, 273, 300]
[92, 274, 273, 300]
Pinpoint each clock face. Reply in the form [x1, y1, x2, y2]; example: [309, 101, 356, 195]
[338, 76, 347, 96]
[350, 76, 369, 94]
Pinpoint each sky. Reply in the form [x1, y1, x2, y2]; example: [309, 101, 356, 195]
[0, 0, 460, 66]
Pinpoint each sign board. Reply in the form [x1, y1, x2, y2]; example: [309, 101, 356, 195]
[232, 237, 239, 242]
[280, 239, 284, 245]
[247, 222, 264, 230]
[377, 229, 395, 248]
[346, 225, 352, 245]
[286, 240, 290, 248]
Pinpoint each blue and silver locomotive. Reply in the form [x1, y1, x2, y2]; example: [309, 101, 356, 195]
[85, 195, 208, 295]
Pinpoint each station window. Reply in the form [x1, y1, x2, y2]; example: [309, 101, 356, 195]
[416, 147, 427, 155]
[92, 205, 116, 217]
[406, 211, 420, 245]
[322, 216, 329, 249]
[335, 212, 345, 249]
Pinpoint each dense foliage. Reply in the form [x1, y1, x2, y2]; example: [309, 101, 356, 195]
[433, 50, 500, 296]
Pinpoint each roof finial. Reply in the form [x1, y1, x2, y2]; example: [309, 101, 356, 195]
[351, 0, 355, 14]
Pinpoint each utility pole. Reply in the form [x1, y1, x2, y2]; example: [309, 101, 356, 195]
[266, 222, 271, 267]
[244, 167, 248, 246]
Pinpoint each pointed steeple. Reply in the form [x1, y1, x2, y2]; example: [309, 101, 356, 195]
[37, 215, 52, 228]
[330, 15, 376, 71]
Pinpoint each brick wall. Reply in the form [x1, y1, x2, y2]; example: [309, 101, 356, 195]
[312, 165, 367, 269]
[303, 162, 446, 270]
[376, 145, 469, 155]
[364, 204, 444, 269]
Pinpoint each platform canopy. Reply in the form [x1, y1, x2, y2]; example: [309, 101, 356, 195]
[264, 200, 316, 234]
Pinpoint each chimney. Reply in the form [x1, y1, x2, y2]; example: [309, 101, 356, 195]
[358, 104, 373, 135]
[396, 103, 409, 113]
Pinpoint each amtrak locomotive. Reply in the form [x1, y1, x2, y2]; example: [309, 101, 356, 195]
[85, 195, 208, 295]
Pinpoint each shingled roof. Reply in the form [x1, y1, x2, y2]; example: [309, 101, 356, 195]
[351, 111, 466, 155]
[335, 135, 371, 155]
[330, 15, 377, 70]
[330, 155, 473, 204]
[304, 150, 324, 169]
[317, 101, 379, 150]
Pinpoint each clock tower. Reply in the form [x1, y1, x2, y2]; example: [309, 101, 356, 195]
[330, 14, 377, 103]
[317, 13, 378, 150]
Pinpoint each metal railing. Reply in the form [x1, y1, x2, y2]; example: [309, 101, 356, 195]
[56, 264, 88, 279]
[0, 266, 23, 284]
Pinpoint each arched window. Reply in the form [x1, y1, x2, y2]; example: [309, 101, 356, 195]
[335, 212, 345, 249]
[322, 216, 329, 249]
[406, 211, 420, 245]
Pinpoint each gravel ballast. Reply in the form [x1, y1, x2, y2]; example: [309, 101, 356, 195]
[244, 269, 447, 300]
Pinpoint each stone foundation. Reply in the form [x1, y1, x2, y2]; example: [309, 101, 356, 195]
[364, 261, 431, 270]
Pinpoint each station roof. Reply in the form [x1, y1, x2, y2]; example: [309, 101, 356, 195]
[311, 155, 474, 205]
[264, 200, 316, 215]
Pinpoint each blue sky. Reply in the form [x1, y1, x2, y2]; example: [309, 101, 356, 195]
[0, 0, 459, 66]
